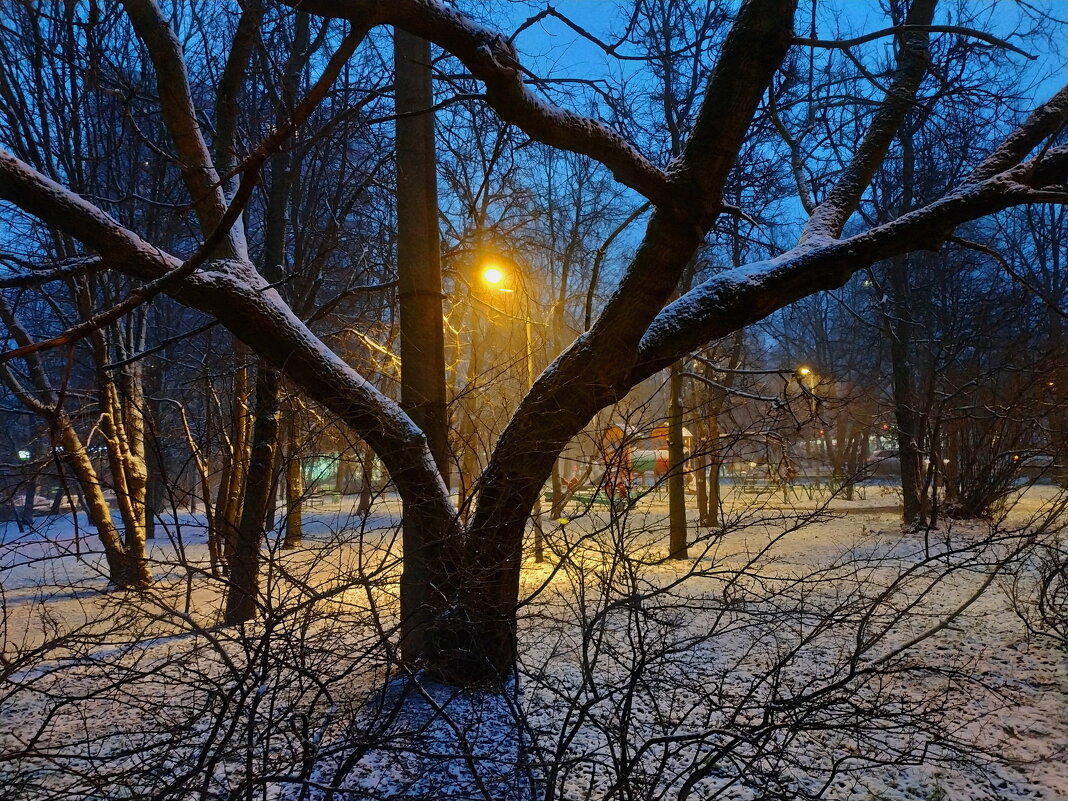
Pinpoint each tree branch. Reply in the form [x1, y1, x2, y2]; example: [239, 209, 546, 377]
[634, 146, 1068, 380]
[949, 235, 1068, 320]
[274, 0, 674, 206]
[966, 85, 1068, 184]
[803, 0, 937, 240]
[793, 23, 1036, 61]
[120, 0, 238, 254]
[0, 147, 458, 534]
[213, 0, 263, 177]
[0, 256, 102, 289]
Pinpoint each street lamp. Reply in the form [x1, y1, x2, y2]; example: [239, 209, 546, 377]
[479, 257, 546, 561]
[480, 259, 534, 388]
[796, 366, 818, 458]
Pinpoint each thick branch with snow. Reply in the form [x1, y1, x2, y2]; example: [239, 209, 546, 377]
[0, 148, 457, 538]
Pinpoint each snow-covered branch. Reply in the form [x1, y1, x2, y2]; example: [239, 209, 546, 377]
[802, 0, 936, 240]
[635, 146, 1068, 381]
[966, 85, 1068, 184]
[120, 0, 243, 257]
[0, 147, 457, 531]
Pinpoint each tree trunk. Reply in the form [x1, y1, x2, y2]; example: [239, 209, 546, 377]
[395, 30, 449, 482]
[395, 27, 451, 663]
[888, 254, 927, 529]
[694, 448, 709, 526]
[225, 363, 281, 624]
[143, 391, 165, 541]
[885, 108, 930, 529]
[705, 412, 723, 527]
[218, 353, 251, 562]
[708, 455, 722, 527]
[283, 410, 304, 549]
[550, 459, 564, 520]
[458, 326, 481, 518]
[144, 443, 164, 541]
[357, 442, 373, 515]
[200, 375, 223, 575]
[20, 469, 36, 530]
[54, 415, 150, 587]
[667, 361, 688, 559]
[231, 8, 307, 571]
[335, 451, 350, 495]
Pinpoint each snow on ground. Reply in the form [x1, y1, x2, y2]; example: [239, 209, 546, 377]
[1, 485, 1065, 800]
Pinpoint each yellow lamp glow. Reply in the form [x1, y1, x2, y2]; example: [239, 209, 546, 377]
[798, 366, 812, 376]
[482, 266, 504, 284]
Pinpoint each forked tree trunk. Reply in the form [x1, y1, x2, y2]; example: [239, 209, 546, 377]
[54, 416, 150, 587]
[3, 0, 988, 689]
[98, 369, 149, 562]
[176, 398, 221, 576]
[420, 211, 713, 683]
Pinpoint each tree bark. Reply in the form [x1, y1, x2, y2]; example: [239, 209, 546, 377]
[225, 363, 281, 623]
[395, 27, 451, 663]
[888, 254, 927, 528]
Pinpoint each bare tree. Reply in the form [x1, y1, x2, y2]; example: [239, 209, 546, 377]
[1, 0, 1066, 686]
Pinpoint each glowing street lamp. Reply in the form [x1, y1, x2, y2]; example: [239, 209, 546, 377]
[478, 256, 545, 561]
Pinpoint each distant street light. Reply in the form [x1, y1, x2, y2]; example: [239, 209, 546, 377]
[17, 450, 31, 461]
[795, 366, 818, 456]
[482, 265, 504, 285]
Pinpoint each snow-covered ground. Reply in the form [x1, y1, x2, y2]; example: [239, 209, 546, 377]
[1, 485, 1065, 800]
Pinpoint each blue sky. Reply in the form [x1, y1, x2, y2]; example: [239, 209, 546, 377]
[506, 0, 1066, 104]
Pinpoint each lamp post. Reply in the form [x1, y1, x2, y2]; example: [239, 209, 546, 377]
[480, 261, 544, 562]
[480, 263, 535, 392]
